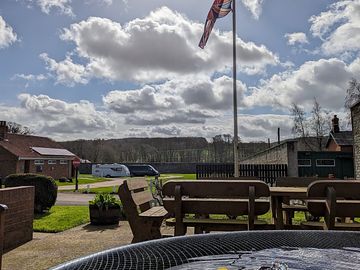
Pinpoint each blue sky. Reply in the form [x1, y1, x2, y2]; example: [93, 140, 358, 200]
[0, 0, 359, 141]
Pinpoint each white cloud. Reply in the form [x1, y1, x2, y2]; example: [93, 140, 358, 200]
[241, 0, 264, 19]
[310, 0, 360, 55]
[40, 53, 89, 86]
[36, 0, 74, 16]
[16, 93, 115, 135]
[103, 76, 246, 126]
[12, 73, 47, 81]
[0, 16, 18, 49]
[0, 91, 299, 142]
[246, 58, 359, 111]
[285, 32, 308, 45]
[238, 114, 292, 140]
[55, 6, 278, 85]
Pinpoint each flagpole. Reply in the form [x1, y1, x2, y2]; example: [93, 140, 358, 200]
[232, 0, 239, 177]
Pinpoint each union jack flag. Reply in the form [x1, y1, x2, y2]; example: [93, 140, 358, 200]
[199, 0, 233, 49]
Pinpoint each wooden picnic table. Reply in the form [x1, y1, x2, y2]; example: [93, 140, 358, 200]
[270, 186, 308, 229]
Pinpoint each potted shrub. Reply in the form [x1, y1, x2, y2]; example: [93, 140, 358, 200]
[89, 193, 122, 225]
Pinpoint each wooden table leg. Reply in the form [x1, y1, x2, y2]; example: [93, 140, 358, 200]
[275, 196, 284, 230]
[271, 195, 277, 226]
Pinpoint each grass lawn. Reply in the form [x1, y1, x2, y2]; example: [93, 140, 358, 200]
[33, 206, 89, 233]
[55, 174, 108, 186]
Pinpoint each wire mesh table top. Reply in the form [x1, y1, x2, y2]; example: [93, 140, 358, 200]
[50, 230, 360, 270]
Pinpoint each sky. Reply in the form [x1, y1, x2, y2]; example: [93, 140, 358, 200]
[0, 0, 359, 142]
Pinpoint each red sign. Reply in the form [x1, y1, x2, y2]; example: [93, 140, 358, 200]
[72, 159, 81, 168]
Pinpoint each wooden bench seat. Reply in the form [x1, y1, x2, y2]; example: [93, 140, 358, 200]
[302, 180, 360, 230]
[139, 206, 168, 218]
[275, 177, 336, 225]
[166, 217, 270, 231]
[162, 180, 271, 235]
[302, 221, 360, 230]
[118, 178, 168, 243]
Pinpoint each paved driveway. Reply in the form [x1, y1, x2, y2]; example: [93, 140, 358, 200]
[56, 193, 97, 206]
[58, 177, 127, 191]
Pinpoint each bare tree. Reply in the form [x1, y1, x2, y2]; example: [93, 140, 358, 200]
[291, 103, 308, 138]
[310, 97, 328, 150]
[7, 122, 33, 135]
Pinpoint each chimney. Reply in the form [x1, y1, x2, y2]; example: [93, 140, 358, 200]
[0, 121, 8, 141]
[332, 115, 340, 133]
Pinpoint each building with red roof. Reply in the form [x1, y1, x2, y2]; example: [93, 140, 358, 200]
[0, 121, 76, 179]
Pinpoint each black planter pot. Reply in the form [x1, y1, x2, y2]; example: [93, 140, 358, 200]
[89, 204, 121, 225]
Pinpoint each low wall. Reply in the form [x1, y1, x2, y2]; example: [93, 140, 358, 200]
[240, 141, 298, 177]
[0, 186, 34, 252]
[352, 102, 360, 180]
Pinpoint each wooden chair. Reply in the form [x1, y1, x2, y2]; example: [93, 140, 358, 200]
[162, 180, 272, 236]
[118, 179, 168, 243]
[276, 177, 339, 225]
[302, 180, 360, 230]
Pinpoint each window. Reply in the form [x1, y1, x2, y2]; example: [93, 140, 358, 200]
[316, 159, 335, 167]
[34, 160, 44, 165]
[111, 167, 123, 172]
[60, 160, 68, 164]
[48, 160, 56, 165]
[298, 159, 311, 167]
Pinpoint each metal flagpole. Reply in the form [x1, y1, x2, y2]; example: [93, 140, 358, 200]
[232, 0, 239, 177]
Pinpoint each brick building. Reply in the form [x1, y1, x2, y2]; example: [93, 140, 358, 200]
[0, 121, 76, 179]
[239, 116, 354, 179]
[325, 115, 353, 152]
[351, 102, 360, 179]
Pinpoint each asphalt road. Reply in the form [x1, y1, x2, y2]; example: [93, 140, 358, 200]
[56, 192, 96, 206]
[56, 177, 127, 205]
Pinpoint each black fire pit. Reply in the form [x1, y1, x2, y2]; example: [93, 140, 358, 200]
[51, 231, 360, 270]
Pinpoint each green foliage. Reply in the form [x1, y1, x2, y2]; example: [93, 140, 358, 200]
[33, 206, 89, 233]
[89, 193, 121, 210]
[4, 173, 57, 213]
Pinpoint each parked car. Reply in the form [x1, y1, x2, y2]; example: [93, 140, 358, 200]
[92, 164, 130, 178]
[126, 164, 159, 177]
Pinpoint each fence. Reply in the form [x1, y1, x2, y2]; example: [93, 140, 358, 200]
[196, 163, 288, 185]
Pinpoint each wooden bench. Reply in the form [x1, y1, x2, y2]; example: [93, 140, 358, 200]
[118, 178, 168, 243]
[162, 180, 272, 236]
[276, 177, 340, 225]
[302, 180, 360, 230]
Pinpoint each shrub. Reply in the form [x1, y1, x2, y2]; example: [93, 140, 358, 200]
[4, 174, 58, 213]
[89, 193, 121, 210]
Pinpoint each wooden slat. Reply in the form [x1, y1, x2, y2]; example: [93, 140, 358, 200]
[139, 206, 167, 218]
[163, 180, 270, 197]
[302, 221, 360, 230]
[269, 187, 307, 197]
[127, 178, 148, 191]
[308, 180, 360, 198]
[166, 217, 268, 225]
[163, 198, 269, 216]
[132, 190, 153, 206]
[307, 200, 360, 217]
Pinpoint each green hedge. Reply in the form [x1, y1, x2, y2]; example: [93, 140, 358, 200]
[4, 174, 58, 213]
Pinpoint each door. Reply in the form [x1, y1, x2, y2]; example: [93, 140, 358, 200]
[24, 160, 30, 173]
